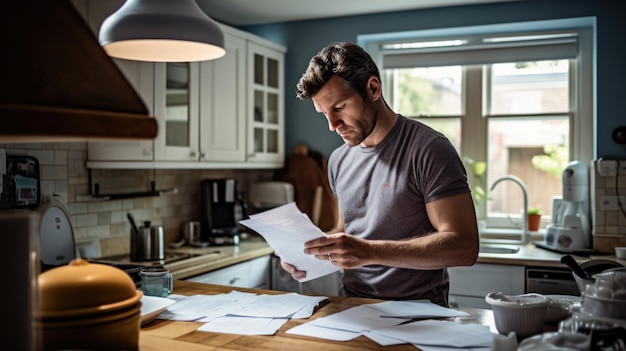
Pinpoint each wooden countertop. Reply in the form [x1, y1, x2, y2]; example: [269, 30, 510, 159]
[139, 280, 499, 351]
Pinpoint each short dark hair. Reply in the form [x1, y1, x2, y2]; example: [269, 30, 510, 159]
[296, 42, 381, 101]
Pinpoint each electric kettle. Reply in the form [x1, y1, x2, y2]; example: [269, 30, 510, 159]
[128, 213, 164, 261]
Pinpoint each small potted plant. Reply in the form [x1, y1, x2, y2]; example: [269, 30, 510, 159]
[527, 206, 542, 232]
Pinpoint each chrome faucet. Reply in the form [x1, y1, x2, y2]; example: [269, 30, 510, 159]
[490, 175, 529, 244]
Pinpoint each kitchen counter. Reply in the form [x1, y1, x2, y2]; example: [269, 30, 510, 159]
[162, 235, 624, 282]
[477, 241, 625, 268]
[164, 237, 274, 280]
[139, 280, 500, 351]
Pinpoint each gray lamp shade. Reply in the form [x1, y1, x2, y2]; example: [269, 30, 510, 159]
[99, 0, 225, 62]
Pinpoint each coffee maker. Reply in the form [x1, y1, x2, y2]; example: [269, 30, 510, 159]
[544, 161, 591, 250]
[200, 178, 241, 245]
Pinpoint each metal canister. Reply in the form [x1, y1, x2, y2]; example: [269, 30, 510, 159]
[182, 221, 202, 244]
[131, 221, 164, 261]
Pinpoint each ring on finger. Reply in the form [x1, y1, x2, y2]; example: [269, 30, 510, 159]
[328, 253, 333, 261]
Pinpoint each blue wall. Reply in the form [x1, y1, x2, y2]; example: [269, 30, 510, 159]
[240, 0, 626, 159]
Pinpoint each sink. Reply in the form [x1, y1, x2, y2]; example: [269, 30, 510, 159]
[479, 243, 520, 254]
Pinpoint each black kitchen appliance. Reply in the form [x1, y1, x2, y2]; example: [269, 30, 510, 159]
[200, 178, 241, 245]
[1, 155, 40, 209]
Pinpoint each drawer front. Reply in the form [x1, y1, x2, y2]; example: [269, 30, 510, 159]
[184, 255, 271, 289]
[247, 255, 270, 289]
[186, 263, 249, 287]
[448, 263, 525, 297]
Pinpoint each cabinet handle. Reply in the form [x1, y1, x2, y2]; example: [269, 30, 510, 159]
[229, 277, 241, 285]
[190, 151, 197, 158]
[200, 152, 206, 160]
[143, 149, 152, 156]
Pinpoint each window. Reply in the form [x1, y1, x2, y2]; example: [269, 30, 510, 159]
[361, 18, 594, 231]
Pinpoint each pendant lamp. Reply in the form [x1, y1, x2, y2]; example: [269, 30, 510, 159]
[99, 0, 225, 62]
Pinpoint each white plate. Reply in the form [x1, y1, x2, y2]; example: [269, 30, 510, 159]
[140, 295, 176, 325]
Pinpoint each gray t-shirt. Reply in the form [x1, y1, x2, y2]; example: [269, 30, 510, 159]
[328, 115, 470, 306]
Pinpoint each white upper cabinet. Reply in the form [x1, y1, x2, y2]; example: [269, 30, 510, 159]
[82, 1, 286, 169]
[199, 32, 247, 163]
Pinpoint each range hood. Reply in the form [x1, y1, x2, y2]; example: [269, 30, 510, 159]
[0, 1, 157, 143]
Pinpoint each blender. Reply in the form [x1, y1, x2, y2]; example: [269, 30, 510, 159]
[544, 161, 591, 250]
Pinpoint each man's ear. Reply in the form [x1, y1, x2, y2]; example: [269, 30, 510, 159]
[367, 76, 382, 101]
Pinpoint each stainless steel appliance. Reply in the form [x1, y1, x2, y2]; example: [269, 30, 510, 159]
[200, 178, 241, 245]
[181, 220, 206, 246]
[128, 212, 165, 262]
[526, 259, 624, 296]
[526, 267, 579, 295]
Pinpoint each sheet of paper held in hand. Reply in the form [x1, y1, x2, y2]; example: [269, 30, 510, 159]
[239, 202, 340, 282]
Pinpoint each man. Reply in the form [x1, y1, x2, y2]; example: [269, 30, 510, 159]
[282, 42, 479, 307]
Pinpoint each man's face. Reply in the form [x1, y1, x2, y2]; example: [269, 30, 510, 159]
[312, 75, 376, 147]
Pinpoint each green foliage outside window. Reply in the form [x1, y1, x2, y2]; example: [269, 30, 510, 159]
[531, 144, 568, 179]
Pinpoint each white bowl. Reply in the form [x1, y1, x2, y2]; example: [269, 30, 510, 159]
[485, 292, 548, 338]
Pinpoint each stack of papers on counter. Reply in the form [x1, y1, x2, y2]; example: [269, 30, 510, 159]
[287, 300, 494, 350]
[156, 291, 328, 335]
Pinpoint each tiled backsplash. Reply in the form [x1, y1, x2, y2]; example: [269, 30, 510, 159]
[591, 159, 626, 252]
[1, 143, 273, 258]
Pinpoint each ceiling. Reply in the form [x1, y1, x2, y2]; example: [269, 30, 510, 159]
[195, 0, 521, 26]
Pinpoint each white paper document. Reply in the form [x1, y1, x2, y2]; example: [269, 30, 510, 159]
[239, 202, 340, 282]
[366, 319, 494, 348]
[367, 300, 469, 319]
[286, 300, 484, 347]
[286, 304, 410, 340]
[197, 316, 289, 335]
[286, 323, 362, 341]
[158, 290, 327, 321]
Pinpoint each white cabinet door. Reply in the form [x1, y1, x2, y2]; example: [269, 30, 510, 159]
[247, 255, 271, 290]
[153, 62, 200, 161]
[448, 263, 525, 309]
[246, 41, 285, 164]
[199, 31, 247, 162]
[185, 255, 270, 289]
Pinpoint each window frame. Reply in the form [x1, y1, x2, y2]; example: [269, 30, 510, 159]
[359, 17, 595, 227]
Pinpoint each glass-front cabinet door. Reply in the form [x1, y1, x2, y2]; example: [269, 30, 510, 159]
[153, 62, 200, 161]
[247, 42, 284, 163]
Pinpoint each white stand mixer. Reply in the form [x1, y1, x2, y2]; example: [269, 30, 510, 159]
[544, 161, 591, 250]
